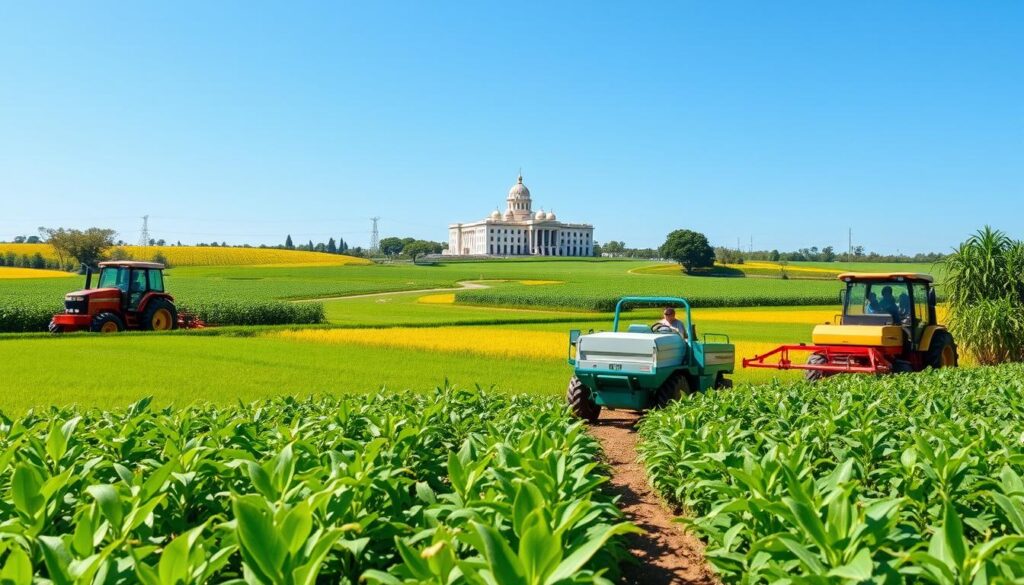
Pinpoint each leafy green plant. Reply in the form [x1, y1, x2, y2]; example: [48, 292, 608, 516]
[0, 388, 631, 583]
[637, 364, 1024, 583]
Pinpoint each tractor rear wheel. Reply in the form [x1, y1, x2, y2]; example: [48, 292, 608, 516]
[653, 372, 691, 409]
[714, 373, 733, 389]
[91, 312, 125, 333]
[142, 298, 178, 331]
[566, 377, 601, 422]
[925, 331, 958, 369]
[805, 353, 831, 382]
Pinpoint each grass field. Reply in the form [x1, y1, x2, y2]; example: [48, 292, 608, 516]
[0, 256, 951, 412]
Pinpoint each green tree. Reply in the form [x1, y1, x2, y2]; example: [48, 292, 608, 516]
[401, 240, 435, 261]
[821, 246, 836, 262]
[379, 237, 405, 256]
[327, 238, 337, 254]
[40, 227, 116, 270]
[660, 229, 715, 273]
[284, 235, 294, 249]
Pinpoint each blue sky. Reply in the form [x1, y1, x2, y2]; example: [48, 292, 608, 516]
[1, 2, 1021, 253]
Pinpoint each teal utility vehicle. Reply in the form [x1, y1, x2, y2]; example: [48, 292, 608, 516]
[566, 296, 735, 422]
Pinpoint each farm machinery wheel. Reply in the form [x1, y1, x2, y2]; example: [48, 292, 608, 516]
[143, 298, 178, 331]
[804, 353, 833, 382]
[714, 373, 733, 389]
[567, 376, 601, 422]
[925, 331, 958, 369]
[653, 372, 691, 409]
[91, 312, 125, 333]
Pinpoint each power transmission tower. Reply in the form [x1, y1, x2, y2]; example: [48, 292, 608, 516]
[848, 227, 852, 259]
[139, 215, 150, 247]
[370, 217, 380, 252]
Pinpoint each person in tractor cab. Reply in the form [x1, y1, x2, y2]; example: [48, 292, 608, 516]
[656, 307, 688, 339]
[865, 292, 881, 314]
[129, 270, 147, 308]
[878, 286, 900, 322]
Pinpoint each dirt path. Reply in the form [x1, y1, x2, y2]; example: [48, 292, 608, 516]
[589, 410, 717, 585]
[291, 280, 489, 302]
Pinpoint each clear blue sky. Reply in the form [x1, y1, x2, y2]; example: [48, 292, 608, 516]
[1, 2, 1021, 253]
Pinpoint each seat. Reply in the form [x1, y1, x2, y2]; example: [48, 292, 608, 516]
[627, 324, 650, 333]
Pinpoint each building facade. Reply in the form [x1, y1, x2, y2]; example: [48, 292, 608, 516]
[445, 175, 595, 256]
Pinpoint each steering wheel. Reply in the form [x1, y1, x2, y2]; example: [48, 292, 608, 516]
[651, 323, 675, 333]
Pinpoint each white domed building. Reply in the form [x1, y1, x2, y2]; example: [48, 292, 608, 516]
[445, 175, 595, 257]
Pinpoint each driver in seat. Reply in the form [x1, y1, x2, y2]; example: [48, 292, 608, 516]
[656, 307, 688, 339]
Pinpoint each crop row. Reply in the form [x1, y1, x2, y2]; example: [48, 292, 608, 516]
[0, 244, 370, 267]
[0, 299, 324, 332]
[637, 364, 1024, 583]
[0, 388, 632, 584]
[456, 283, 840, 312]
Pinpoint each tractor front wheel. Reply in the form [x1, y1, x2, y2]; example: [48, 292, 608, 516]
[142, 299, 178, 331]
[654, 372, 691, 409]
[805, 353, 832, 382]
[91, 312, 125, 333]
[925, 331, 959, 369]
[567, 377, 601, 422]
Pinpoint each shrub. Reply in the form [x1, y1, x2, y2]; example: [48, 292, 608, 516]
[179, 300, 325, 326]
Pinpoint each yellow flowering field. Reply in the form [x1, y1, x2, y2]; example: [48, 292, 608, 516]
[519, 280, 563, 285]
[418, 293, 456, 304]
[0, 243, 370, 267]
[0, 267, 74, 279]
[271, 326, 565, 360]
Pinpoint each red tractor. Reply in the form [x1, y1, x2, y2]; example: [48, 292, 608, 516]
[49, 261, 200, 333]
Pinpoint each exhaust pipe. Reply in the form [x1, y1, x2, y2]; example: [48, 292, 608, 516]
[84, 265, 92, 289]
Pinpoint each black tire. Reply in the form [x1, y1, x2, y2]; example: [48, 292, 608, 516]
[90, 312, 125, 333]
[142, 298, 178, 331]
[567, 376, 601, 422]
[653, 372, 691, 409]
[891, 359, 914, 374]
[48, 320, 64, 335]
[925, 330, 959, 369]
[805, 353, 830, 382]
[714, 373, 733, 390]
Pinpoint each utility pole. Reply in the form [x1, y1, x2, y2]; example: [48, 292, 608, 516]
[369, 217, 380, 253]
[138, 215, 150, 248]
[749, 235, 753, 254]
[848, 227, 852, 259]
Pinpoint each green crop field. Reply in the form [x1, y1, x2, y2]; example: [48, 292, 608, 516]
[0, 388, 632, 583]
[638, 364, 1024, 582]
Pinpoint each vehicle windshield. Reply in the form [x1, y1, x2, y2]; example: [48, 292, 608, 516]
[845, 281, 912, 324]
[97, 267, 129, 291]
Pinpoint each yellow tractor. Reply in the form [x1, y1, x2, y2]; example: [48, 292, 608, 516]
[744, 272, 957, 379]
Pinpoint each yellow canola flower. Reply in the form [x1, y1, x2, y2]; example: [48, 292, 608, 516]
[418, 293, 455, 304]
[0, 267, 75, 279]
[693, 308, 838, 325]
[272, 327, 566, 360]
[519, 280, 563, 285]
[0, 244, 370, 267]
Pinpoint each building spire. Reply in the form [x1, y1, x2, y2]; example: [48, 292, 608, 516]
[518, 167, 523, 183]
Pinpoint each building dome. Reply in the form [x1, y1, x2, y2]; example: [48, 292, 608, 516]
[535, 210, 547, 220]
[546, 210, 556, 220]
[490, 209, 501, 220]
[508, 174, 531, 199]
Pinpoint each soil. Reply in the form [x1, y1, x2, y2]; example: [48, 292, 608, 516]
[588, 409, 718, 585]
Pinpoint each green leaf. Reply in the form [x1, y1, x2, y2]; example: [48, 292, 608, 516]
[827, 547, 872, 581]
[942, 502, 967, 570]
[86, 484, 124, 531]
[473, 522, 524, 584]
[11, 465, 44, 519]
[158, 528, 193, 585]
[281, 501, 313, 556]
[520, 511, 561, 584]
[545, 523, 637, 584]
[0, 547, 33, 585]
[37, 535, 72, 585]
[233, 495, 286, 583]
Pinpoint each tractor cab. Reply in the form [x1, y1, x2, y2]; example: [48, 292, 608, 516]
[50, 261, 181, 333]
[94, 262, 167, 310]
[837, 273, 937, 350]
